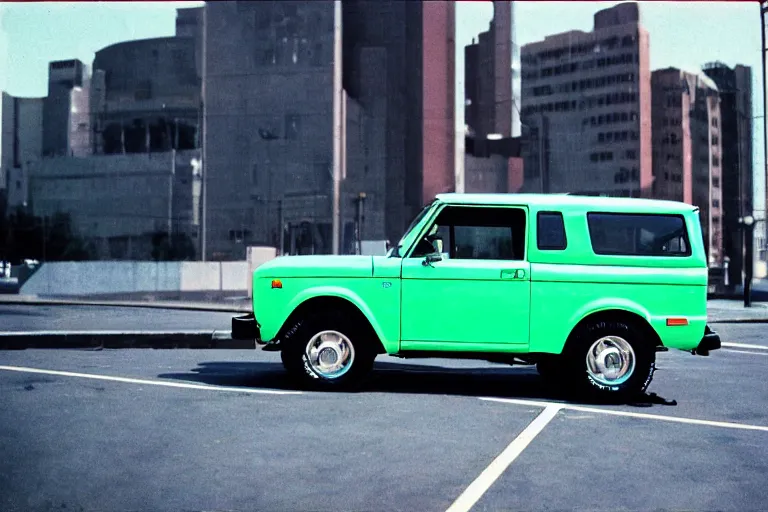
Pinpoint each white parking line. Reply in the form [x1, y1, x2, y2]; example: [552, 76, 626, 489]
[0, 365, 303, 395]
[445, 405, 562, 512]
[723, 349, 768, 356]
[722, 342, 768, 351]
[480, 397, 768, 433]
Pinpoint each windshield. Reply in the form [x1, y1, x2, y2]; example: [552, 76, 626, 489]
[387, 200, 436, 257]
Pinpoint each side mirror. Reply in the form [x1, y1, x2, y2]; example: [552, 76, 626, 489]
[422, 252, 442, 266]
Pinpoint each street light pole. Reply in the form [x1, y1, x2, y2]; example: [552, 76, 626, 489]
[740, 214, 755, 306]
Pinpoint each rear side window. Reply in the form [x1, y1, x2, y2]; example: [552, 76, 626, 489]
[587, 213, 691, 256]
[537, 211, 567, 250]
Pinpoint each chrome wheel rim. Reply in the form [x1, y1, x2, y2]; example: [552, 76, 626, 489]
[585, 336, 636, 386]
[305, 330, 355, 379]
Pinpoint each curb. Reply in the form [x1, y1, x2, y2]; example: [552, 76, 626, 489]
[0, 330, 255, 350]
[0, 296, 250, 313]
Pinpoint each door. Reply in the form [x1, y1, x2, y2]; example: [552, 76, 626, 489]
[400, 205, 531, 348]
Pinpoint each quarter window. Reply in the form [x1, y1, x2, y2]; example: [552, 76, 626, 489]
[587, 213, 690, 256]
[537, 211, 567, 250]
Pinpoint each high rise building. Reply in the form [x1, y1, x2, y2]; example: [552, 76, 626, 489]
[200, 0, 456, 260]
[463, 1, 523, 194]
[651, 68, 723, 265]
[203, 1, 353, 260]
[42, 59, 91, 158]
[343, 0, 456, 243]
[702, 62, 754, 287]
[0, 93, 44, 211]
[519, 2, 652, 197]
[90, 34, 201, 155]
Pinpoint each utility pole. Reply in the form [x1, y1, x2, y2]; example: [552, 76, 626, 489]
[168, 148, 176, 237]
[331, 0, 344, 255]
[761, 2, 768, 282]
[200, 5, 208, 262]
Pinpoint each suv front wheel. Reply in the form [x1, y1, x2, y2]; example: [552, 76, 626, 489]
[280, 312, 376, 391]
[563, 320, 656, 401]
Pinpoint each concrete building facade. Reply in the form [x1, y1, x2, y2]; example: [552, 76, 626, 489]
[201, 0, 456, 260]
[702, 62, 758, 286]
[1, 93, 44, 212]
[91, 36, 201, 155]
[463, 1, 523, 194]
[519, 2, 652, 197]
[203, 1, 352, 260]
[343, 0, 456, 245]
[29, 149, 201, 260]
[43, 59, 91, 158]
[651, 68, 723, 265]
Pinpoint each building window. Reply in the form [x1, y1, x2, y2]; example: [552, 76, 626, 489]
[713, 155, 720, 167]
[713, 177, 720, 188]
[712, 199, 720, 208]
[625, 149, 637, 160]
[252, 164, 259, 186]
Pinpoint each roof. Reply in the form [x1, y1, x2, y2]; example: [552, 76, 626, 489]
[434, 193, 697, 213]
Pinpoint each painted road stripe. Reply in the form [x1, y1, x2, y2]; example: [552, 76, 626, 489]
[722, 349, 768, 356]
[445, 405, 562, 512]
[722, 342, 768, 351]
[480, 397, 768, 433]
[0, 365, 302, 395]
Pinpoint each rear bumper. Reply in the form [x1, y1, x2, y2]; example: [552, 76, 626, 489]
[694, 325, 721, 356]
[231, 313, 262, 343]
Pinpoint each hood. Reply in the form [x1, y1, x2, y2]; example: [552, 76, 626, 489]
[254, 255, 374, 278]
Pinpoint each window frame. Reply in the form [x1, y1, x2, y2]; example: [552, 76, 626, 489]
[586, 212, 692, 257]
[405, 204, 528, 262]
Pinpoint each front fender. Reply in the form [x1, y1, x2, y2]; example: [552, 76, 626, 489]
[277, 285, 396, 353]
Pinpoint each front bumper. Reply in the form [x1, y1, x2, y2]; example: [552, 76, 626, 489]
[231, 314, 282, 351]
[693, 325, 721, 356]
[231, 313, 261, 343]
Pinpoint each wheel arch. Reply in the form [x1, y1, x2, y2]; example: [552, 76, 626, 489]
[564, 308, 663, 354]
[276, 294, 388, 354]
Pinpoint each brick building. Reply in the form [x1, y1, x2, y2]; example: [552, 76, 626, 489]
[519, 2, 652, 197]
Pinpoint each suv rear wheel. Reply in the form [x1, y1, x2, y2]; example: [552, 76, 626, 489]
[280, 312, 376, 391]
[563, 319, 656, 401]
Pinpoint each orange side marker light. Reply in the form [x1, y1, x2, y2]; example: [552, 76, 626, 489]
[666, 317, 688, 327]
[271, 279, 283, 289]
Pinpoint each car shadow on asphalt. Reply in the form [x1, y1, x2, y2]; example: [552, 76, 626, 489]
[157, 360, 678, 408]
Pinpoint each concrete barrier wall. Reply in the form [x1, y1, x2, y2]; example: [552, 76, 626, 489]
[247, 246, 278, 297]
[20, 260, 258, 296]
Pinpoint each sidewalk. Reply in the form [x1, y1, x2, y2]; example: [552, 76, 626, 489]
[0, 291, 252, 313]
[2, 291, 767, 322]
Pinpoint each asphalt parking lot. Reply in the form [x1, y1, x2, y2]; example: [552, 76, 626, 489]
[1, 321, 767, 512]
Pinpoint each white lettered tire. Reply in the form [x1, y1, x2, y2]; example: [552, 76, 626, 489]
[280, 312, 376, 391]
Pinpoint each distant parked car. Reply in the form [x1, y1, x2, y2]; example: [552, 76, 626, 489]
[232, 193, 721, 400]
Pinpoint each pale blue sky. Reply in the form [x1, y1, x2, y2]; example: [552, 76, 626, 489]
[0, 0, 764, 209]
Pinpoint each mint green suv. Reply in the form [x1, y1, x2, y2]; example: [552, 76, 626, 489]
[232, 193, 721, 399]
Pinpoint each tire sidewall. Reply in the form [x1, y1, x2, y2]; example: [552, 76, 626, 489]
[281, 313, 374, 390]
[566, 320, 656, 399]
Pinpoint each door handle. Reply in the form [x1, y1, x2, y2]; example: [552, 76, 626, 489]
[501, 269, 526, 279]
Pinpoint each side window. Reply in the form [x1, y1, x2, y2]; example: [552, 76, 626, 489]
[410, 206, 526, 261]
[587, 213, 690, 256]
[537, 211, 567, 250]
